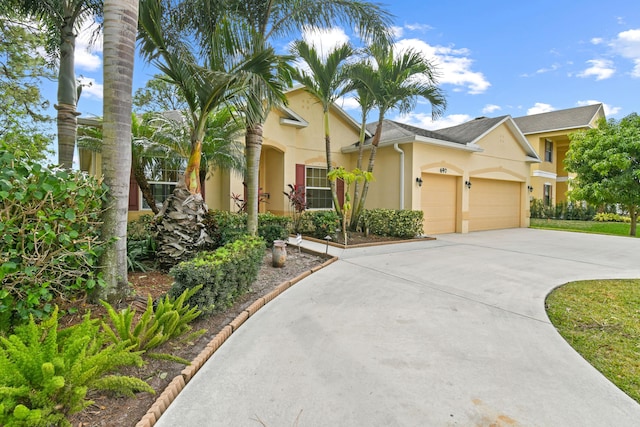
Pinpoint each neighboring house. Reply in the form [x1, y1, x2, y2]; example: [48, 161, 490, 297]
[80, 88, 608, 235]
[513, 104, 605, 206]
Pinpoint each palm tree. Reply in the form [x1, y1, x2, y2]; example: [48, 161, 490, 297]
[180, 0, 394, 235]
[348, 44, 447, 228]
[290, 40, 354, 216]
[99, 0, 138, 300]
[10, 0, 103, 169]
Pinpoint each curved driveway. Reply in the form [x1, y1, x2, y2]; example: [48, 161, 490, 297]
[156, 229, 640, 426]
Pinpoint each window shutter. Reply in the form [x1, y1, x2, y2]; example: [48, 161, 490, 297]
[128, 169, 139, 211]
[295, 164, 306, 203]
[337, 178, 344, 208]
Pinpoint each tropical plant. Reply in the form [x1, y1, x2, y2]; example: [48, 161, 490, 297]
[565, 114, 640, 236]
[327, 167, 372, 245]
[178, 0, 394, 236]
[8, 0, 103, 169]
[347, 44, 446, 228]
[283, 183, 308, 233]
[0, 307, 153, 426]
[290, 40, 355, 216]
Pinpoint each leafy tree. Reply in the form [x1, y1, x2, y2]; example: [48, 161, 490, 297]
[180, 0, 394, 235]
[347, 44, 446, 228]
[0, 15, 54, 160]
[565, 114, 640, 236]
[99, 0, 138, 301]
[133, 74, 188, 113]
[290, 39, 354, 217]
[327, 167, 372, 245]
[8, 0, 103, 169]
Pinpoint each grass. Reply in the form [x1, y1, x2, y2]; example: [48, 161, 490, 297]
[546, 279, 640, 403]
[530, 218, 636, 237]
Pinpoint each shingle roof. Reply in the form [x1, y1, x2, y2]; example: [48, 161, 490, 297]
[513, 104, 604, 134]
[363, 116, 509, 146]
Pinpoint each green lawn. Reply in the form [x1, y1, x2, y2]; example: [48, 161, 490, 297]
[530, 218, 636, 237]
[546, 279, 640, 403]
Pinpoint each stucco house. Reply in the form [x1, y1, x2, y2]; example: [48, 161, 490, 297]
[80, 87, 606, 235]
[513, 103, 605, 206]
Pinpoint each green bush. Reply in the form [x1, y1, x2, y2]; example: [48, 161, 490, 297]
[0, 307, 153, 426]
[257, 212, 291, 247]
[204, 210, 291, 248]
[127, 214, 156, 240]
[530, 199, 596, 221]
[169, 236, 266, 314]
[594, 212, 631, 223]
[361, 209, 424, 238]
[0, 150, 108, 331]
[101, 286, 204, 361]
[305, 210, 340, 239]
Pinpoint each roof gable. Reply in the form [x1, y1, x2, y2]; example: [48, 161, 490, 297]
[513, 104, 604, 134]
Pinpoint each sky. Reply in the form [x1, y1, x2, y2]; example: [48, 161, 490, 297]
[58, 0, 640, 137]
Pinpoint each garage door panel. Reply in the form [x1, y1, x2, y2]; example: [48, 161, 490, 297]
[421, 174, 457, 234]
[469, 179, 520, 231]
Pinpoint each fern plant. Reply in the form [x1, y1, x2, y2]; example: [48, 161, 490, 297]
[101, 286, 204, 361]
[0, 307, 154, 426]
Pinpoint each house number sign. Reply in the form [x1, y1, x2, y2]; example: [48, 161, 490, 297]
[439, 167, 448, 174]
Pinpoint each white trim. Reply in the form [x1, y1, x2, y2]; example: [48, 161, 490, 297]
[533, 170, 557, 179]
[341, 135, 483, 153]
[556, 176, 569, 182]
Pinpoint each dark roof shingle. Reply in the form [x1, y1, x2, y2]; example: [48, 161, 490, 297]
[513, 104, 603, 134]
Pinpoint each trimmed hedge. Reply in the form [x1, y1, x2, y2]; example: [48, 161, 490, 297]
[361, 209, 424, 238]
[168, 236, 266, 314]
[203, 210, 291, 248]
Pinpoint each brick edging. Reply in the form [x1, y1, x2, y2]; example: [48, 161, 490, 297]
[134, 253, 338, 427]
[301, 235, 436, 249]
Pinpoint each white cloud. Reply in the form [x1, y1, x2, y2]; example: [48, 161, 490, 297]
[576, 100, 621, 117]
[404, 23, 433, 33]
[75, 19, 102, 72]
[301, 27, 351, 59]
[591, 37, 604, 45]
[335, 95, 361, 111]
[482, 104, 501, 114]
[577, 59, 615, 80]
[390, 26, 404, 39]
[77, 76, 103, 100]
[527, 103, 555, 115]
[394, 112, 472, 130]
[610, 29, 640, 77]
[394, 38, 490, 95]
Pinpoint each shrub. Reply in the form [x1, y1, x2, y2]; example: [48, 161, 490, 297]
[594, 213, 631, 223]
[361, 209, 424, 238]
[169, 236, 266, 314]
[257, 212, 291, 247]
[530, 198, 597, 221]
[204, 210, 291, 248]
[101, 286, 204, 361]
[0, 150, 108, 331]
[0, 307, 153, 426]
[307, 210, 340, 239]
[283, 184, 308, 233]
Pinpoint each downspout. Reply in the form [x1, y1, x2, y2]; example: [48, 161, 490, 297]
[393, 143, 404, 210]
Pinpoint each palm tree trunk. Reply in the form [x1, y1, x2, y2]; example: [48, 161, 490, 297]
[246, 122, 263, 235]
[132, 155, 159, 214]
[56, 19, 79, 169]
[352, 118, 383, 226]
[349, 115, 368, 229]
[324, 111, 341, 215]
[99, 0, 138, 302]
[184, 138, 202, 194]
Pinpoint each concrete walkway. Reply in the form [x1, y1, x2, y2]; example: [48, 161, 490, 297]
[155, 229, 640, 426]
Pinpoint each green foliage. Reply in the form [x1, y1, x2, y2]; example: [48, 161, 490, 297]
[0, 308, 153, 426]
[529, 199, 596, 221]
[0, 150, 108, 331]
[360, 209, 424, 238]
[328, 167, 373, 245]
[529, 219, 635, 238]
[127, 214, 157, 240]
[101, 286, 204, 356]
[593, 213, 631, 223]
[169, 236, 266, 314]
[204, 210, 291, 248]
[283, 184, 308, 234]
[307, 210, 341, 239]
[126, 217, 157, 272]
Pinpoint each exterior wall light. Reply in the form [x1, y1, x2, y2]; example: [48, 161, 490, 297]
[465, 180, 472, 189]
[416, 177, 423, 187]
[527, 185, 534, 193]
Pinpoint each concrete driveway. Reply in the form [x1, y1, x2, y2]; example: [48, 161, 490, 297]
[156, 229, 640, 426]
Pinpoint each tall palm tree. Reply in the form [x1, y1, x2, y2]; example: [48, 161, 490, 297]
[99, 0, 138, 300]
[290, 40, 354, 216]
[348, 44, 447, 228]
[10, 0, 103, 169]
[180, 0, 394, 235]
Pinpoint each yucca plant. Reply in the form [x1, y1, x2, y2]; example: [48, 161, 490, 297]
[101, 286, 204, 363]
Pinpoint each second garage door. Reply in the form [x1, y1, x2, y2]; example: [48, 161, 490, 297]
[469, 178, 521, 231]
[421, 173, 457, 234]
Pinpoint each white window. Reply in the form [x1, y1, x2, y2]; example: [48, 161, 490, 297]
[543, 183, 553, 207]
[544, 139, 553, 162]
[141, 157, 186, 210]
[305, 166, 332, 210]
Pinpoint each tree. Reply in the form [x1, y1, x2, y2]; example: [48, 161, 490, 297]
[327, 167, 372, 245]
[565, 114, 640, 236]
[181, 0, 394, 235]
[99, 0, 138, 300]
[9, 0, 103, 169]
[0, 14, 54, 160]
[347, 44, 446, 228]
[290, 40, 354, 216]
[133, 74, 188, 113]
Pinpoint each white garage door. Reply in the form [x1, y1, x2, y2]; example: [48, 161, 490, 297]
[469, 179, 521, 231]
[421, 174, 457, 234]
